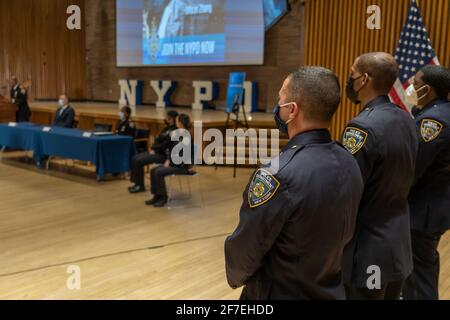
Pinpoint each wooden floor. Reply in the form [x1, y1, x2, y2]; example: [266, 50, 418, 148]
[0, 155, 449, 300]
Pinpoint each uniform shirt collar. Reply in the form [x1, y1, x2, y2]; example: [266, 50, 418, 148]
[421, 98, 449, 112]
[284, 129, 332, 151]
[13, 84, 19, 90]
[364, 95, 391, 110]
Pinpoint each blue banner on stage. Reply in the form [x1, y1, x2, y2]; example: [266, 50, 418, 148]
[226, 72, 246, 113]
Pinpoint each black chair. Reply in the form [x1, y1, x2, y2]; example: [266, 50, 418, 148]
[135, 128, 150, 154]
[93, 123, 113, 132]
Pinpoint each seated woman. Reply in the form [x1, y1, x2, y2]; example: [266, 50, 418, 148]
[146, 114, 195, 208]
[115, 106, 136, 137]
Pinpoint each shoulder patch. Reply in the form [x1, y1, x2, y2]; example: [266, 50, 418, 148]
[342, 127, 369, 155]
[248, 169, 281, 208]
[420, 119, 443, 143]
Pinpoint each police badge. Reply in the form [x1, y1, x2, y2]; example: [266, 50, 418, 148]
[248, 169, 280, 208]
[420, 119, 443, 143]
[342, 127, 369, 155]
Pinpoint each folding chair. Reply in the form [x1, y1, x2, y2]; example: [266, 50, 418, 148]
[166, 144, 204, 209]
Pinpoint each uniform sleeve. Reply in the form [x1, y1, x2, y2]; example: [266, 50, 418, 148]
[152, 132, 171, 152]
[414, 119, 449, 183]
[224, 171, 295, 289]
[341, 123, 379, 184]
[129, 122, 137, 138]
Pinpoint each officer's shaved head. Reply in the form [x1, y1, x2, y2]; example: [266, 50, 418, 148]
[286, 66, 341, 122]
[354, 52, 398, 94]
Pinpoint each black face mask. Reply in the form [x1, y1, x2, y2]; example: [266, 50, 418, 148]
[273, 105, 289, 135]
[346, 75, 364, 105]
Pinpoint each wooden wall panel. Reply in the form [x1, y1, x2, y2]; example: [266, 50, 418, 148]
[84, 0, 305, 111]
[0, 0, 87, 101]
[305, 0, 450, 139]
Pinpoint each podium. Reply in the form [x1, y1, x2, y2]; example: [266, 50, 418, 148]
[0, 95, 16, 123]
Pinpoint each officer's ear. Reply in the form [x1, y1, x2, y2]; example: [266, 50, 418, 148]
[288, 102, 300, 122]
[360, 73, 370, 88]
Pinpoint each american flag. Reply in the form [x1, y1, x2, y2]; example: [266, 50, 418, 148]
[389, 0, 440, 111]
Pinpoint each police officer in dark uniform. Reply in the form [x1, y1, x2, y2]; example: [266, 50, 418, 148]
[225, 67, 364, 300]
[128, 110, 179, 194]
[115, 106, 136, 137]
[9, 77, 31, 122]
[402, 65, 450, 300]
[146, 114, 195, 208]
[341, 52, 419, 300]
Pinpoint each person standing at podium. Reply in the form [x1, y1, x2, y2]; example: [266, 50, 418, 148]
[52, 94, 75, 128]
[9, 76, 31, 122]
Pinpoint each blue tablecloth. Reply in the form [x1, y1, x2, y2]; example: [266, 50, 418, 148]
[0, 123, 136, 177]
[0, 123, 42, 153]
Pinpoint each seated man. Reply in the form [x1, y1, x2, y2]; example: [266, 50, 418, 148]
[146, 114, 195, 208]
[129, 110, 179, 194]
[52, 94, 75, 128]
[116, 106, 136, 137]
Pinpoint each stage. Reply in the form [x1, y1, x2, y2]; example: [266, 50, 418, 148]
[29, 102, 277, 135]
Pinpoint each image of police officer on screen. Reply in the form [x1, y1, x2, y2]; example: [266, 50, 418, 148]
[225, 67, 364, 300]
[128, 110, 179, 194]
[52, 94, 75, 128]
[402, 65, 450, 300]
[341, 52, 419, 300]
[157, 0, 224, 39]
[9, 76, 31, 122]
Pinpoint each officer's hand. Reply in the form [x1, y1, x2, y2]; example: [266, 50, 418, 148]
[164, 160, 170, 168]
[149, 150, 156, 155]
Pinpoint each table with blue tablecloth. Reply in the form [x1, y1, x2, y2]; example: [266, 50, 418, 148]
[0, 123, 42, 163]
[0, 123, 136, 178]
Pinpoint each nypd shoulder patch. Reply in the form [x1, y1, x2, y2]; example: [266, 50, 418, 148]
[420, 119, 443, 143]
[342, 127, 369, 155]
[248, 169, 281, 209]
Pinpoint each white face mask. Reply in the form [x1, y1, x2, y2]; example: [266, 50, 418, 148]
[58, 99, 65, 107]
[119, 112, 126, 121]
[405, 84, 429, 106]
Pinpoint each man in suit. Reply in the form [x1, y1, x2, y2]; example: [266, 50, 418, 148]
[225, 67, 364, 300]
[341, 52, 419, 300]
[52, 94, 75, 128]
[9, 76, 31, 122]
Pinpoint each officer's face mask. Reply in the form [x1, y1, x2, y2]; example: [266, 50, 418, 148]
[58, 99, 65, 107]
[273, 102, 295, 135]
[346, 74, 366, 105]
[119, 111, 126, 121]
[405, 83, 429, 106]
